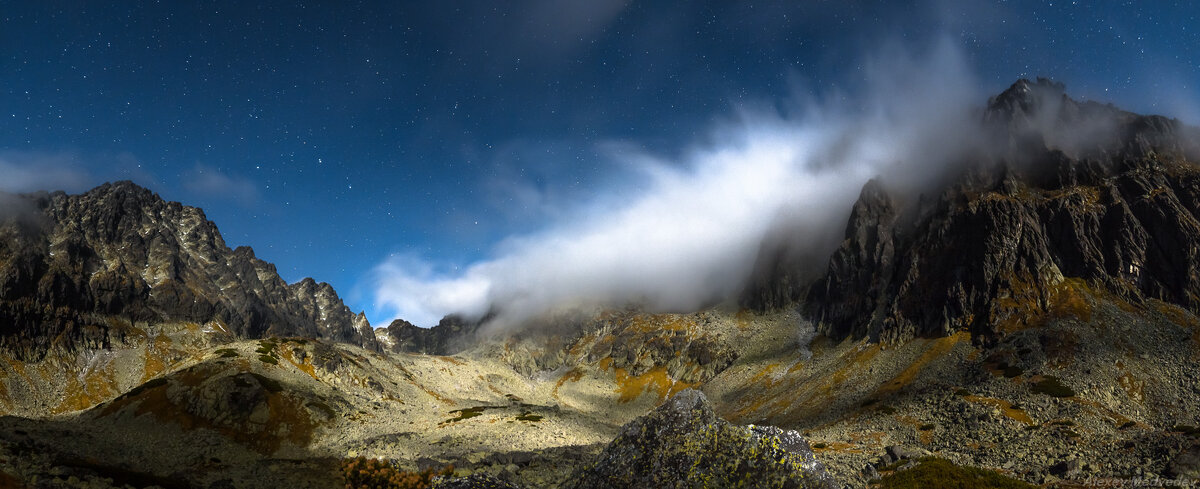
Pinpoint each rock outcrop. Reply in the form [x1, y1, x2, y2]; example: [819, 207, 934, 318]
[0, 181, 377, 358]
[802, 78, 1200, 342]
[380, 314, 480, 355]
[564, 389, 837, 489]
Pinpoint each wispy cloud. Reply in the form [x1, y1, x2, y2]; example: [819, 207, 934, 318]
[0, 151, 94, 193]
[181, 164, 261, 207]
[369, 38, 987, 329]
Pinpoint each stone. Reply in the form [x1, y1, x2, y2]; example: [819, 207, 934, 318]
[565, 389, 837, 489]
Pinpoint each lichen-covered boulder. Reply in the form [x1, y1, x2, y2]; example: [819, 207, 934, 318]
[565, 389, 837, 489]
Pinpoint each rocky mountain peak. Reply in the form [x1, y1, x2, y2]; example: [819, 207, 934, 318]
[0, 181, 377, 358]
[747, 80, 1200, 344]
[984, 77, 1067, 124]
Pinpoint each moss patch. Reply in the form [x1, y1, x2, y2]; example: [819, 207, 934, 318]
[441, 405, 498, 425]
[878, 457, 1037, 489]
[515, 410, 543, 422]
[1031, 376, 1076, 397]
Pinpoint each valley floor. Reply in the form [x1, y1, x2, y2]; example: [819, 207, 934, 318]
[2, 295, 1199, 488]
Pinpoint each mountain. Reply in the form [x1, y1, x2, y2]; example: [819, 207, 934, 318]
[748, 78, 1200, 343]
[2, 80, 1200, 488]
[0, 181, 378, 359]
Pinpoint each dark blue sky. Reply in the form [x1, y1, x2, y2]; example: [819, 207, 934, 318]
[3, 1, 1198, 325]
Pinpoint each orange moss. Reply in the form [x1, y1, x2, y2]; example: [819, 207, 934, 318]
[4, 358, 30, 384]
[399, 373, 453, 405]
[749, 363, 782, 386]
[1152, 300, 1200, 327]
[811, 441, 860, 453]
[1049, 279, 1093, 322]
[1071, 397, 1134, 427]
[963, 395, 1034, 425]
[613, 365, 692, 403]
[0, 377, 9, 412]
[553, 368, 585, 399]
[141, 333, 174, 383]
[735, 341, 880, 424]
[53, 365, 119, 414]
[566, 331, 597, 358]
[734, 309, 753, 331]
[727, 395, 771, 422]
[874, 334, 965, 399]
[847, 430, 886, 448]
[994, 276, 1096, 334]
[435, 356, 465, 366]
[279, 345, 319, 381]
[832, 343, 882, 387]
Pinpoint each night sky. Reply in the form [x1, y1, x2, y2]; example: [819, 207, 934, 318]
[3, 1, 1199, 326]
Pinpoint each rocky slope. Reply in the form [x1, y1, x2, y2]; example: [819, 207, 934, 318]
[0, 181, 377, 360]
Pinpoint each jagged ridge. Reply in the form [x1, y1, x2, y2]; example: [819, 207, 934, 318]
[797, 78, 1200, 342]
[0, 181, 377, 358]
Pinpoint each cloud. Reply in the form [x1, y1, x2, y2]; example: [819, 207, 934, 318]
[0, 151, 94, 194]
[182, 164, 261, 207]
[370, 38, 987, 329]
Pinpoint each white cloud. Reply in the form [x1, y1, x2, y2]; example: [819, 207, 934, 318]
[371, 38, 985, 329]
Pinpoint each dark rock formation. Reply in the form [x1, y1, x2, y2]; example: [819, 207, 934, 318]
[0, 181, 377, 358]
[565, 389, 837, 489]
[800, 79, 1200, 342]
[382, 314, 479, 355]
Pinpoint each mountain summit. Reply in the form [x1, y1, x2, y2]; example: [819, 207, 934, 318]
[780, 79, 1200, 342]
[0, 181, 377, 358]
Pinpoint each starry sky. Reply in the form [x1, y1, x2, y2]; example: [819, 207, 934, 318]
[2, 1, 1199, 326]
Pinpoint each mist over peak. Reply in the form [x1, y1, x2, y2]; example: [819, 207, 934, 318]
[369, 40, 1169, 332]
[369, 40, 985, 330]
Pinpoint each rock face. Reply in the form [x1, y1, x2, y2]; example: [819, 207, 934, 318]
[0, 181, 377, 358]
[802, 78, 1200, 342]
[565, 389, 837, 489]
[380, 315, 479, 355]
